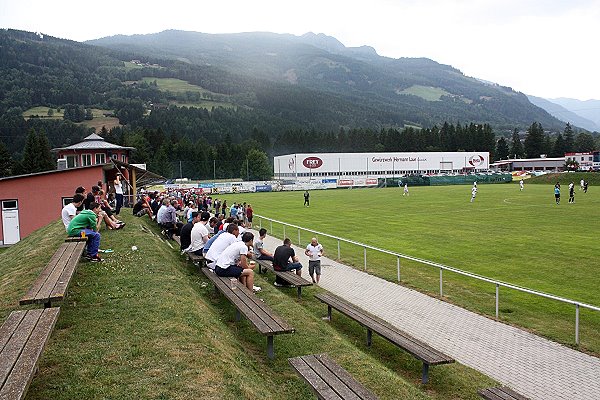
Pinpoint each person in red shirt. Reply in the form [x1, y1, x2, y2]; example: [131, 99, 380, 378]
[246, 204, 254, 229]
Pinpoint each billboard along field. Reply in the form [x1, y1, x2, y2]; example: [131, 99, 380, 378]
[217, 183, 600, 353]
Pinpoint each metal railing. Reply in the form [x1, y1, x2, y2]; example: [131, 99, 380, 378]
[257, 214, 600, 345]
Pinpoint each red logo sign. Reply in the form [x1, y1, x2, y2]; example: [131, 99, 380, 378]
[338, 179, 354, 186]
[469, 155, 485, 167]
[303, 157, 323, 169]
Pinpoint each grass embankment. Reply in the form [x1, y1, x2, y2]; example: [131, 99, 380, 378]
[527, 171, 600, 185]
[216, 184, 600, 355]
[0, 213, 495, 399]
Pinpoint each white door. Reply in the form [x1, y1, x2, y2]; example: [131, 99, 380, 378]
[2, 200, 20, 245]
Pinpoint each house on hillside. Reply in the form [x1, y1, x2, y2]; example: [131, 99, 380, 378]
[53, 133, 134, 169]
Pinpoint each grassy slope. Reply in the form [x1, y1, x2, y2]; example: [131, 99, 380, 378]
[0, 214, 495, 400]
[216, 183, 600, 354]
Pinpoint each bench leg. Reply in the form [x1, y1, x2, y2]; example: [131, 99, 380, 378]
[297, 286, 302, 299]
[44, 301, 51, 309]
[328, 305, 332, 321]
[421, 363, 429, 384]
[235, 309, 241, 322]
[267, 336, 274, 359]
[366, 329, 372, 346]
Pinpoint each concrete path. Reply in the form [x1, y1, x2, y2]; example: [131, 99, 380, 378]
[257, 232, 600, 400]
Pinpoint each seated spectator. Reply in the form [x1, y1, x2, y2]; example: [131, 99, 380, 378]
[157, 199, 183, 239]
[74, 186, 86, 212]
[61, 194, 85, 231]
[95, 188, 124, 230]
[67, 202, 103, 262]
[215, 232, 259, 292]
[183, 212, 212, 255]
[133, 194, 153, 218]
[203, 228, 224, 255]
[179, 211, 198, 252]
[273, 238, 303, 286]
[205, 223, 240, 269]
[83, 185, 99, 210]
[253, 228, 274, 261]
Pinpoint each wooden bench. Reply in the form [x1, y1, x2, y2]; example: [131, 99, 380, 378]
[20, 241, 86, 308]
[201, 267, 294, 358]
[254, 258, 313, 298]
[0, 308, 60, 399]
[478, 387, 530, 400]
[171, 235, 206, 267]
[288, 353, 379, 400]
[64, 236, 87, 243]
[315, 292, 454, 384]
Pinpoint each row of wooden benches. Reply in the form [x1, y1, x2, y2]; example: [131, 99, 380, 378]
[171, 233, 527, 399]
[1, 236, 88, 400]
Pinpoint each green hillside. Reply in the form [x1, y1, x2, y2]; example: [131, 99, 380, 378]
[0, 214, 494, 399]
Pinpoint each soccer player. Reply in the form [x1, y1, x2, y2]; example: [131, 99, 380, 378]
[569, 182, 575, 203]
[554, 185, 561, 204]
[403, 183, 409, 196]
[519, 179, 524, 191]
[303, 190, 310, 207]
[470, 185, 478, 203]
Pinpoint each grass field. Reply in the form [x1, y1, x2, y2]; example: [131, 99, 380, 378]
[0, 214, 495, 399]
[22, 107, 121, 131]
[397, 85, 451, 101]
[215, 182, 600, 354]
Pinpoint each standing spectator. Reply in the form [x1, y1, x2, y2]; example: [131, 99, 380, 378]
[114, 173, 124, 215]
[246, 204, 254, 229]
[253, 228, 274, 261]
[229, 203, 239, 219]
[273, 238, 303, 286]
[303, 191, 310, 207]
[305, 237, 324, 284]
[61, 194, 85, 231]
[221, 200, 227, 217]
[67, 202, 103, 262]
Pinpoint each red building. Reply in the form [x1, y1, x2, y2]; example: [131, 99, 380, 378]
[53, 133, 134, 168]
[0, 162, 164, 246]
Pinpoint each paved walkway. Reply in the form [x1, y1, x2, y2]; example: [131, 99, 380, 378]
[258, 232, 600, 400]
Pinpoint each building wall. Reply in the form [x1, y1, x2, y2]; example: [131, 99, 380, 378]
[274, 152, 490, 178]
[0, 166, 105, 244]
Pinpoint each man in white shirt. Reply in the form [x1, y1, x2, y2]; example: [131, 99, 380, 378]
[305, 237, 324, 284]
[205, 223, 239, 269]
[215, 232, 259, 292]
[61, 194, 85, 231]
[184, 212, 211, 255]
[470, 186, 478, 202]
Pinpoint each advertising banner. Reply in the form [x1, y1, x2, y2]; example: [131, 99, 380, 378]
[255, 185, 272, 192]
[338, 179, 354, 187]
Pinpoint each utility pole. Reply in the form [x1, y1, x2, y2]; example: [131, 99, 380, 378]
[213, 159, 216, 181]
[246, 159, 249, 181]
[179, 160, 182, 179]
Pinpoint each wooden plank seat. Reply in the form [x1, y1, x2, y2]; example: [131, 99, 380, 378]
[20, 241, 86, 308]
[315, 292, 454, 384]
[171, 235, 206, 266]
[64, 236, 87, 243]
[253, 258, 313, 298]
[478, 387, 530, 400]
[0, 308, 60, 400]
[288, 353, 379, 400]
[201, 267, 294, 358]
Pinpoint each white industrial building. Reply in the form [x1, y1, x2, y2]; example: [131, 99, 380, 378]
[274, 152, 490, 179]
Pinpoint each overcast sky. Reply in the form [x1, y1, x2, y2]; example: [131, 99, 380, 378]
[1, 0, 598, 100]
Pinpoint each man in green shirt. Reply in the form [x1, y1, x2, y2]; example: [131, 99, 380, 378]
[67, 202, 103, 262]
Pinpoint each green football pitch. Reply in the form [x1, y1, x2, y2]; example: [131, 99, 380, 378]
[217, 183, 600, 353]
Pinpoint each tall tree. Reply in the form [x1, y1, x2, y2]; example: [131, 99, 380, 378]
[0, 141, 13, 177]
[495, 137, 509, 161]
[524, 122, 545, 158]
[510, 128, 524, 158]
[552, 133, 566, 157]
[575, 132, 595, 152]
[243, 149, 272, 181]
[563, 123, 575, 153]
[36, 129, 55, 171]
[20, 129, 39, 174]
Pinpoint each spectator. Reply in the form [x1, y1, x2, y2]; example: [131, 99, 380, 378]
[215, 232, 259, 292]
[179, 211, 199, 252]
[61, 194, 85, 231]
[273, 238, 303, 286]
[253, 228, 274, 261]
[246, 204, 254, 228]
[83, 185, 99, 210]
[74, 186, 86, 212]
[305, 237, 324, 284]
[133, 194, 153, 218]
[229, 203, 239, 219]
[67, 202, 103, 262]
[184, 212, 212, 255]
[114, 173, 124, 215]
[157, 199, 183, 239]
[205, 223, 240, 269]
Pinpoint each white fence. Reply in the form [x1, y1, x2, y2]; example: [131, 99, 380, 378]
[256, 214, 600, 345]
